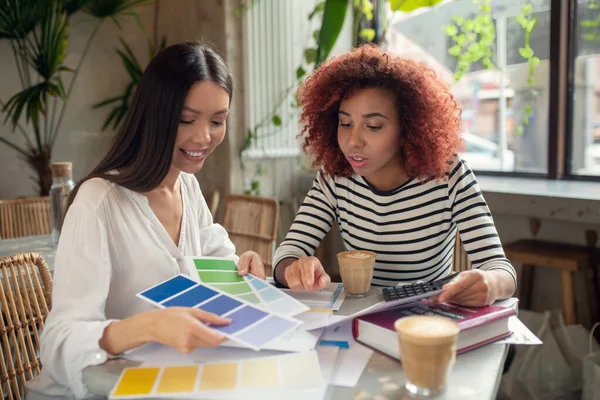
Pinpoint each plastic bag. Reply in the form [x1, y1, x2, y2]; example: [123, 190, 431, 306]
[583, 323, 600, 400]
[499, 310, 599, 400]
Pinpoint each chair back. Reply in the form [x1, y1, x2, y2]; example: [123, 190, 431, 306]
[0, 252, 53, 400]
[222, 195, 279, 275]
[452, 232, 472, 273]
[0, 197, 52, 239]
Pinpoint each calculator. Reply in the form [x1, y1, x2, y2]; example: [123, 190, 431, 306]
[382, 272, 460, 303]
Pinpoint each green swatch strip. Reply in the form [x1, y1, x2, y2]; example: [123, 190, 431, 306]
[194, 259, 238, 271]
[237, 292, 261, 304]
[198, 270, 245, 284]
[211, 282, 253, 295]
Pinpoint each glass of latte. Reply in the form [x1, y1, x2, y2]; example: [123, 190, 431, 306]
[394, 315, 460, 397]
[336, 250, 376, 297]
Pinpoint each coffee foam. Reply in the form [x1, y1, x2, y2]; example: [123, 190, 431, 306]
[338, 250, 376, 260]
[395, 316, 459, 345]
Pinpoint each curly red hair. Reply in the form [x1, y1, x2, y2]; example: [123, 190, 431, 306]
[299, 45, 463, 179]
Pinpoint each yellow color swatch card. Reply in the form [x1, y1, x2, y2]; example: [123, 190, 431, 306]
[109, 351, 322, 399]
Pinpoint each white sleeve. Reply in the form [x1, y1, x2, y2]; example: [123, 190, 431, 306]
[194, 178, 239, 263]
[39, 202, 117, 399]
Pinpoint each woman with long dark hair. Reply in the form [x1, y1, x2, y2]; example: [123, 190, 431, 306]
[27, 41, 265, 398]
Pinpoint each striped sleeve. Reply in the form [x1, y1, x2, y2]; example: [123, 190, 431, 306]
[448, 158, 517, 286]
[273, 170, 337, 270]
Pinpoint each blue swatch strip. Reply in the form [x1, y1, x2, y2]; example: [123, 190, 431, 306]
[163, 285, 218, 307]
[198, 295, 242, 316]
[140, 275, 197, 303]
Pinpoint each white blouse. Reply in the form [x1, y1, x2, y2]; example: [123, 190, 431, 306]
[26, 173, 237, 399]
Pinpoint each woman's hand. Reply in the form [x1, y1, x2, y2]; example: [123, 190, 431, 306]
[237, 251, 266, 280]
[435, 270, 497, 307]
[149, 307, 231, 353]
[284, 256, 331, 292]
[100, 307, 231, 356]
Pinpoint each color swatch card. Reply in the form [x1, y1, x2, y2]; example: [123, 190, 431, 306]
[189, 257, 309, 317]
[109, 351, 323, 399]
[137, 275, 302, 351]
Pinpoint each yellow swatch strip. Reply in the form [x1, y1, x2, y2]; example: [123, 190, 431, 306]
[280, 352, 321, 388]
[113, 367, 160, 396]
[241, 357, 279, 388]
[156, 365, 199, 393]
[199, 362, 238, 390]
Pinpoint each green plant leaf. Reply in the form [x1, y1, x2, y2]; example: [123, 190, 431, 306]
[448, 45, 461, 56]
[0, 0, 45, 39]
[315, 0, 347, 66]
[83, 0, 151, 19]
[581, 20, 597, 28]
[456, 34, 466, 46]
[525, 105, 532, 114]
[116, 48, 143, 83]
[584, 32, 599, 41]
[312, 29, 320, 42]
[60, 0, 90, 15]
[26, 2, 70, 80]
[305, 48, 318, 64]
[444, 25, 457, 36]
[272, 115, 282, 126]
[92, 95, 123, 109]
[389, 0, 443, 13]
[529, 56, 541, 67]
[453, 15, 464, 26]
[296, 66, 306, 79]
[516, 14, 528, 29]
[463, 19, 474, 32]
[519, 47, 534, 58]
[527, 18, 537, 32]
[361, 0, 374, 20]
[522, 4, 532, 15]
[308, 1, 325, 20]
[359, 28, 375, 41]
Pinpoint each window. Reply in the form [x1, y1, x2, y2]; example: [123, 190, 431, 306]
[385, 0, 552, 174]
[570, 0, 600, 176]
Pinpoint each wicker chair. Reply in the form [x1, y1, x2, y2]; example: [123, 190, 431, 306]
[0, 252, 53, 400]
[222, 195, 279, 276]
[452, 232, 472, 273]
[0, 197, 52, 240]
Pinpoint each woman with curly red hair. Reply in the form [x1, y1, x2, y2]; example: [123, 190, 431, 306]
[273, 45, 516, 307]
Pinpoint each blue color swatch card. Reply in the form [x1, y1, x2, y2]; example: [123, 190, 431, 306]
[137, 274, 303, 351]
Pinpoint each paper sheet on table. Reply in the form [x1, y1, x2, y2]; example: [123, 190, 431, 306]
[282, 283, 345, 310]
[321, 319, 373, 388]
[495, 316, 542, 345]
[256, 346, 340, 400]
[125, 342, 286, 365]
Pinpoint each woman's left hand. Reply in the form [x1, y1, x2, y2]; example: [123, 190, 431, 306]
[435, 270, 498, 307]
[237, 251, 266, 280]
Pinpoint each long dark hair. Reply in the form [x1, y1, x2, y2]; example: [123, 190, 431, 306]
[67, 41, 233, 208]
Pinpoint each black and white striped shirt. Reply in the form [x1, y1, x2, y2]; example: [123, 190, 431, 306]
[273, 157, 516, 287]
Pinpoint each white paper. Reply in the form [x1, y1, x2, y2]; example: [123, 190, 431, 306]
[282, 283, 345, 310]
[320, 319, 373, 388]
[495, 316, 543, 345]
[256, 346, 340, 400]
[296, 309, 333, 331]
[331, 343, 373, 387]
[126, 342, 285, 365]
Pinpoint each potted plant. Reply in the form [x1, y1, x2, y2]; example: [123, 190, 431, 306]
[0, 0, 149, 196]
